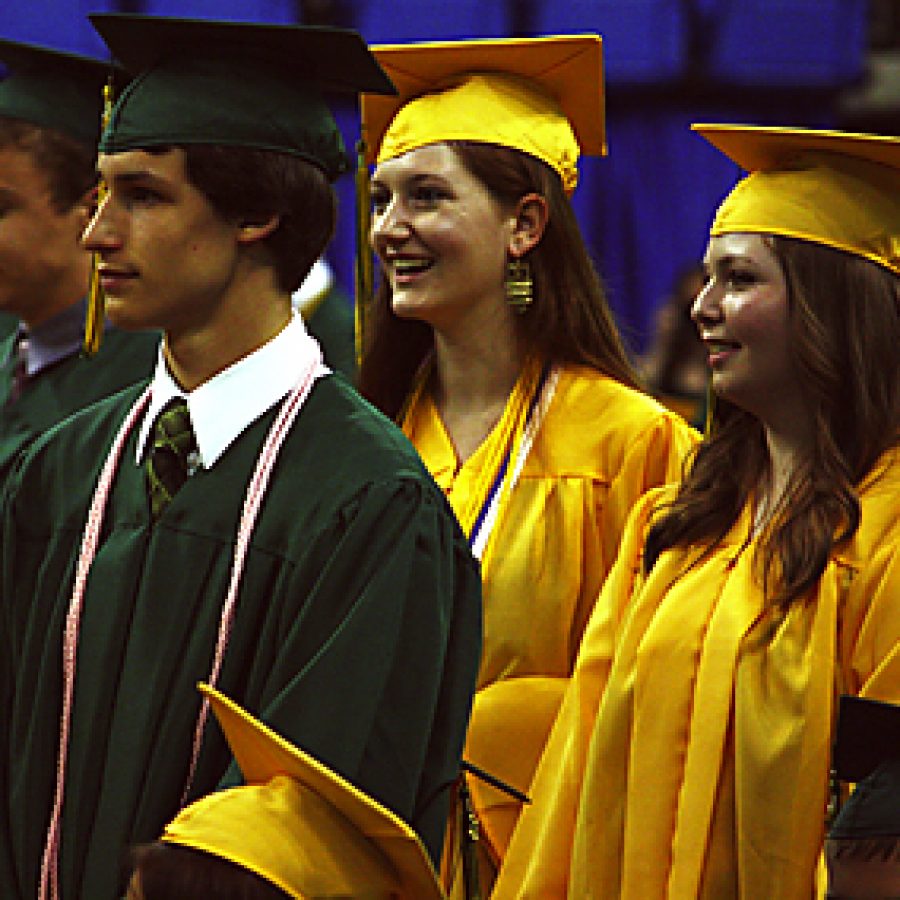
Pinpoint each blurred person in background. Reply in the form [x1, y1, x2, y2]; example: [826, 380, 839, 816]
[0, 38, 157, 486]
[638, 262, 709, 429]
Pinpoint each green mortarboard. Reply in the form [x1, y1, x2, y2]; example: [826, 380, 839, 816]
[88, 14, 396, 181]
[829, 758, 900, 840]
[829, 696, 900, 840]
[833, 695, 900, 784]
[0, 38, 115, 146]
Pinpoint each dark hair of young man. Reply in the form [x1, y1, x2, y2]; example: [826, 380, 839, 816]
[176, 144, 336, 294]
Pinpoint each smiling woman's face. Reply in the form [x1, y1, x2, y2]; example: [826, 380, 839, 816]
[369, 143, 516, 331]
[692, 232, 805, 426]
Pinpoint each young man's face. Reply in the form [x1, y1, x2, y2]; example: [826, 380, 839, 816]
[0, 144, 91, 325]
[83, 147, 242, 339]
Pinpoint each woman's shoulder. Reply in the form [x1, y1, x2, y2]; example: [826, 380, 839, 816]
[534, 364, 697, 473]
[834, 447, 900, 568]
[552, 364, 691, 429]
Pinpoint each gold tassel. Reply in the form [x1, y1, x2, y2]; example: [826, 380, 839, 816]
[83, 77, 114, 357]
[354, 135, 373, 366]
[458, 774, 483, 900]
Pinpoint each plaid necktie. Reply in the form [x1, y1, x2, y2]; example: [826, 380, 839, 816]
[146, 397, 198, 521]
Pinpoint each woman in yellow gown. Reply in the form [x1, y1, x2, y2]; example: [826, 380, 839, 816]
[493, 125, 900, 899]
[356, 36, 698, 891]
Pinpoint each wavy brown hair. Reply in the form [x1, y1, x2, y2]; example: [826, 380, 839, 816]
[644, 236, 900, 609]
[356, 141, 640, 420]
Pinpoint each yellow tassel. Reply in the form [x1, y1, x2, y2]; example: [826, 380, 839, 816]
[354, 135, 373, 365]
[458, 774, 483, 900]
[83, 77, 114, 357]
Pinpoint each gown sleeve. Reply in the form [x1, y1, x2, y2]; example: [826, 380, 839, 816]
[580, 413, 695, 647]
[215, 476, 483, 867]
[0, 458, 35, 900]
[491, 488, 668, 899]
[841, 536, 900, 701]
[0, 506, 16, 896]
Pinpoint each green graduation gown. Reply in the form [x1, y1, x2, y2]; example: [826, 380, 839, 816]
[0, 374, 482, 900]
[304, 283, 357, 380]
[0, 327, 159, 488]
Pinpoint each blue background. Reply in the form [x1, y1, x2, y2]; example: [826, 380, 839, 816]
[0, 0, 872, 353]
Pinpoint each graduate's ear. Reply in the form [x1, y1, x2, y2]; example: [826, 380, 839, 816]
[507, 193, 548, 258]
[237, 214, 280, 245]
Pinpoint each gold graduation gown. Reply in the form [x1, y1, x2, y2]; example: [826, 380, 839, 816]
[493, 448, 900, 899]
[403, 364, 698, 871]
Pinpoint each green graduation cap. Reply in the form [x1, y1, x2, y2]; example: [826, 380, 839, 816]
[829, 695, 900, 841]
[0, 38, 117, 146]
[88, 14, 396, 181]
[832, 695, 900, 785]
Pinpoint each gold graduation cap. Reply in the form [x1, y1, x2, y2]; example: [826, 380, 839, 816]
[693, 124, 900, 275]
[362, 35, 605, 195]
[161, 684, 445, 900]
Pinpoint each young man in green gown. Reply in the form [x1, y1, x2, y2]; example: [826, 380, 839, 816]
[0, 16, 481, 900]
[0, 39, 158, 486]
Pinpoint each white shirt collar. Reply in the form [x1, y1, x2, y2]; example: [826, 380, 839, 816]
[136, 314, 328, 468]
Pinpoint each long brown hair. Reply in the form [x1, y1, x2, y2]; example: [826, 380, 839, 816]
[356, 141, 640, 420]
[645, 237, 900, 609]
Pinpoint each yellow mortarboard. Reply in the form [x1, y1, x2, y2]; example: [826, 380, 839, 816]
[362, 35, 605, 195]
[693, 124, 900, 275]
[162, 684, 445, 900]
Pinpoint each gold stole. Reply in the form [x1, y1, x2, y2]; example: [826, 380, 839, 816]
[401, 358, 543, 564]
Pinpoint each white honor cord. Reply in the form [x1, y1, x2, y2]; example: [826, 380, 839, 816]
[470, 367, 559, 560]
[40, 349, 327, 900]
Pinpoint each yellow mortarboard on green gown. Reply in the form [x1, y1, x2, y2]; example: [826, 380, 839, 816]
[0, 37, 118, 146]
[88, 13, 396, 181]
[362, 35, 605, 194]
[693, 124, 900, 275]
[161, 684, 445, 900]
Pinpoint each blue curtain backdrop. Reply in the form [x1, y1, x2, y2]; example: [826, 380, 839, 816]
[0, 0, 868, 353]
